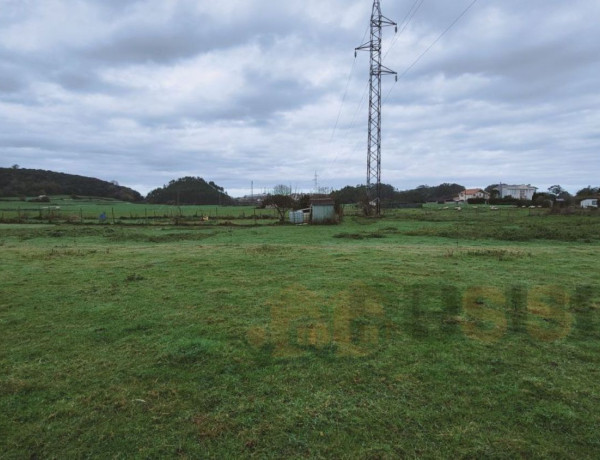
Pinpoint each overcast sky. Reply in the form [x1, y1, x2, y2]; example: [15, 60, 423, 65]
[1, 0, 599, 196]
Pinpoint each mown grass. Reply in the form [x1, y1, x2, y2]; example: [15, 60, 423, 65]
[1, 209, 599, 458]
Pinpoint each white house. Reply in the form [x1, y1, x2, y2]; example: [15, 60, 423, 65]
[495, 184, 537, 201]
[457, 188, 490, 202]
[580, 198, 598, 209]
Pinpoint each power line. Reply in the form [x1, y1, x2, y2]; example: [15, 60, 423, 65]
[402, 0, 479, 79]
[332, 2, 422, 173]
[384, 0, 479, 103]
[329, 23, 370, 143]
[383, 79, 398, 105]
[349, 81, 370, 134]
[330, 58, 357, 143]
[399, 0, 425, 35]
[384, 0, 425, 60]
[331, 0, 479, 187]
[326, 79, 370, 171]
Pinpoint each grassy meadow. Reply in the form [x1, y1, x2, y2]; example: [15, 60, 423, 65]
[0, 196, 278, 225]
[1, 200, 600, 458]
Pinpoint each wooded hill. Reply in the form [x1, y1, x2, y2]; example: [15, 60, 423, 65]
[0, 167, 142, 201]
[146, 176, 235, 205]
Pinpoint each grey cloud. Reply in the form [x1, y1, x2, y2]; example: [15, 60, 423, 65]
[80, 3, 343, 66]
[422, 37, 600, 100]
[83, 21, 213, 65]
[0, 48, 31, 95]
[52, 67, 123, 94]
[0, 69, 25, 93]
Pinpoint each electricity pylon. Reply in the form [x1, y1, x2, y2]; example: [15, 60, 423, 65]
[356, 0, 397, 215]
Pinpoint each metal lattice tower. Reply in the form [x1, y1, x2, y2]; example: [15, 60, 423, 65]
[356, 0, 397, 215]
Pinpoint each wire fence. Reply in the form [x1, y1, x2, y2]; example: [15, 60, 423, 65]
[0, 202, 281, 226]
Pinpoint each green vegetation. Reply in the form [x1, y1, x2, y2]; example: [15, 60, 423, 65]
[146, 177, 235, 205]
[0, 196, 278, 225]
[1, 203, 599, 458]
[261, 194, 312, 223]
[0, 168, 142, 202]
[333, 183, 465, 204]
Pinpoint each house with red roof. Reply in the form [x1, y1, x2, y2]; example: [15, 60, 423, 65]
[456, 188, 490, 202]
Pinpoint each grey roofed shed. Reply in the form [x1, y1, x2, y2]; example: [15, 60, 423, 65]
[310, 198, 336, 224]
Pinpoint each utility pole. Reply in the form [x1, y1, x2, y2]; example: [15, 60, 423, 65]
[356, 0, 397, 215]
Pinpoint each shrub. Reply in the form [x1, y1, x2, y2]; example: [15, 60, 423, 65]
[467, 198, 486, 205]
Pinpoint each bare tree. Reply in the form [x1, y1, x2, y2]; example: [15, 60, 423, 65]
[273, 184, 292, 196]
[263, 194, 296, 223]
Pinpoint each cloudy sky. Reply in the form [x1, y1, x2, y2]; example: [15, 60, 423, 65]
[1, 0, 599, 196]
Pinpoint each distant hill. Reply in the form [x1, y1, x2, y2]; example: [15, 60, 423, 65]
[146, 177, 235, 205]
[0, 167, 142, 202]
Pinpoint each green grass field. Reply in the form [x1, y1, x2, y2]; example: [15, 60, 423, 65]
[0, 196, 279, 225]
[1, 202, 599, 458]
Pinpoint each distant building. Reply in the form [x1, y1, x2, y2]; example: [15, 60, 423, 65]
[310, 198, 336, 224]
[580, 198, 598, 209]
[457, 188, 490, 202]
[238, 194, 267, 206]
[495, 184, 537, 201]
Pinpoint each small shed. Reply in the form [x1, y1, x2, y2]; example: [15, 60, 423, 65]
[289, 209, 310, 224]
[289, 210, 303, 224]
[580, 198, 598, 209]
[310, 198, 336, 224]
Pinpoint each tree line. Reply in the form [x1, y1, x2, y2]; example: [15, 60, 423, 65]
[3, 166, 597, 207]
[331, 183, 466, 205]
